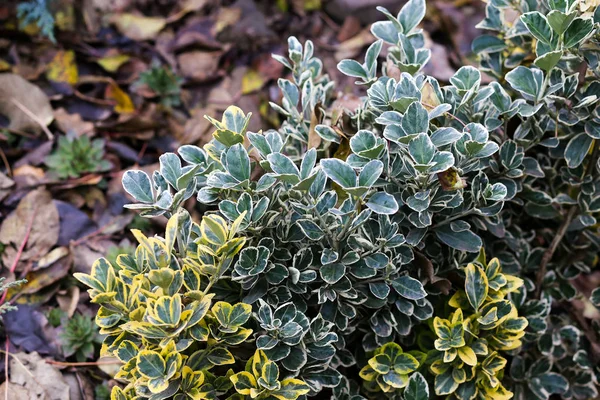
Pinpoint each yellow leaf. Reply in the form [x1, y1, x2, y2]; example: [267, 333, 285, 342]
[0, 59, 11, 72]
[110, 14, 166, 41]
[46, 50, 78, 85]
[242, 68, 265, 94]
[106, 83, 135, 114]
[457, 346, 477, 366]
[97, 54, 131, 73]
[421, 81, 440, 107]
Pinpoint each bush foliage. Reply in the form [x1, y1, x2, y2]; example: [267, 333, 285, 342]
[76, 0, 600, 399]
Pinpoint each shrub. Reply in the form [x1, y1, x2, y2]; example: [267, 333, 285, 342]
[76, 0, 600, 399]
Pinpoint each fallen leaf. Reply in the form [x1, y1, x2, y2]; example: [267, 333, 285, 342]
[0, 189, 60, 271]
[0, 351, 69, 399]
[11, 250, 71, 301]
[110, 13, 166, 41]
[241, 68, 265, 94]
[214, 7, 242, 33]
[181, 107, 216, 144]
[335, 28, 375, 61]
[0, 73, 54, 134]
[177, 51, 221, 81]
[0, 171, 14, 202]
[105, 82, 135, 113]
[54, 108, 95, 136]
[3, 307, 56, 355]
[0, 59, 12, 72]
[46, 50, 78, 85]
[96, 53, 130, 73]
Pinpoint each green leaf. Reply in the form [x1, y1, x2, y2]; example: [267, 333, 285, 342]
[434, 369, 459, 396]
[534, 50, 562, 72]
[505, 66, 544, 101]
[565, 132, 593, 168]
[231, 371, 257, 395]
[435, 225, 482, 253]
[471, 35, 507, 54]
[520, 12, 553, 44]
[268, 153, 301, 184]
[273, 378, 310, 400]
[358, 160, 383, 187]
[464, 263, 488, 311]
[320, 263, 346, 284]
[159, 153, 182, 188]
[382, 370, 409, 388]
[391, 276, 427, 300]
[398, 0, 426, 33]
[547, 10, 576, 34]
[321, 159, 356, 188]
[207, 347, 235, 366]
[409, 133, 436, 165]
[450, 66, 481, 91]
[404, 372, 429, 400]
[366, 192, 399, 215]
[122, 170, 153, 203]
[337, 59, 367, 79]
[137, 350, 165, 379]
[225, 144, 251, 182]
[563, 17, 594, 48]
[297, 219, 325, 240]
[529, 373, 569, 398]
[393, 353, 419, 374]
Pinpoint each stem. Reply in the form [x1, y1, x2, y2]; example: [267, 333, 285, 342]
[534, 206, 577, 299]
[45, 359, 122, 367]
[534, 142, 600, 298]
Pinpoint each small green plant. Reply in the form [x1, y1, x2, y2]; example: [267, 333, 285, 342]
[47, 307, 65, 327]
[59, 313, 102, 362]
[16, 0, 56, 42]
[136, 62, 183, 108]
[45, 133, 111, 179]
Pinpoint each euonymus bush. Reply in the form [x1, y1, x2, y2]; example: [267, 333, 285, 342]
[75, 0, 600, 399]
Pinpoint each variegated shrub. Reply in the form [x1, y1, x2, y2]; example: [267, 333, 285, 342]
[77, 0, 600, 399]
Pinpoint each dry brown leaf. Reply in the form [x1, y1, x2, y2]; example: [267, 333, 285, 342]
[110, 13, 167, 41]
[0, 171, 14, 202]
[335, 28, 375, 61]
[0, 73, 54, 134]
[0, 352, 70, 400]
[54, 108, 95, 136]
[181, 107, 217, 145]
[0, 189, 59, 271]
[177, 51, 221, 81]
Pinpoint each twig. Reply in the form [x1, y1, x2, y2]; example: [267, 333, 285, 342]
[46, 359, 122, 367]
[534, 206, 577, 299]
[535, 143, 600, 298]
[422, 102, 467, 127]
[0, 147, 11, 177]
[10, 99, 54, 140]
[4, 339, 8, 400]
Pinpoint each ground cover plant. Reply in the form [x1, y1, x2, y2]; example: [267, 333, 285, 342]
[2, 0, 600, 399]
[72, 0, 600, 399]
